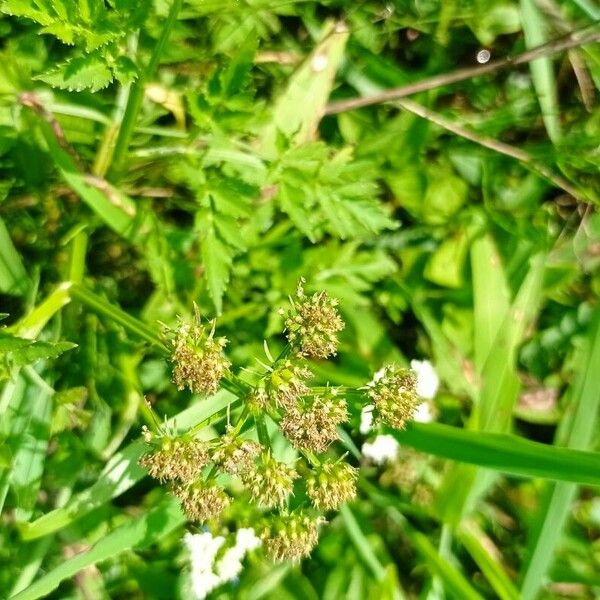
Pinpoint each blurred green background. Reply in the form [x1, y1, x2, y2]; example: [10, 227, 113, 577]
[0, 0, 599, 598]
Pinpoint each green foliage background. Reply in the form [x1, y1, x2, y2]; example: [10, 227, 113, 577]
[0, 0, 599, 598]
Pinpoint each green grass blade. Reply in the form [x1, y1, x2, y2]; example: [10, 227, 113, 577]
[0, 216, 29, 296]
[457, 522, 521, 600]
[479, 251, 545, 431]
[10, 497, 184, 600]
[393, 422, 600, 486]
[8, 377, 53, 522]
[520, 0, 562, 143]
[36, 118, 138, 239]
[438, 252, 546, 522]
[520, 302, 600, 598]
[340, 505, 387, 582]
[387, 509, 483, 600]
[19, 390, 235, 539]
[470, 232, 510, 373]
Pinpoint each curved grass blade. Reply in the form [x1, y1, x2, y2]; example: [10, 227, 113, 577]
[11, 497, 184, 600]
[20, 390, 235, 540]
[520, 303, 600, 598]
[393, 422, 600, 486]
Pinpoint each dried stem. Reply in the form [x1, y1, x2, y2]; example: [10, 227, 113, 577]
[324, 25, 600, 115]
[394, 98, 585, 201]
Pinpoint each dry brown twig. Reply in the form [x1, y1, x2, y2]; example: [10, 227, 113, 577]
[324, 25, 600, 115]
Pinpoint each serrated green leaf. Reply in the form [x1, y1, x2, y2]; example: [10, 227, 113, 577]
[201, 224, 233, 315]
[10, 340, 77, 368]
[37, 53, 113, 92]
[111, 55, 138, 85]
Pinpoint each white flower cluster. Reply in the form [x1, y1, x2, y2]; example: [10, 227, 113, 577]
[361, 434, 399, 465]
[184, 528, 261, 599]
[361, 360, 439, 463]
[410, 359, 439, 401]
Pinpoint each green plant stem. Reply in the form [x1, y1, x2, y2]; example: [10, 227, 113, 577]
[68, 229, 88, 284]
[108, 0, 183, 180]
[12, 283, 73, 339]
[339, 504, 387, 582]
[69, 284, 167, 352]
[254, 414, 271, 448]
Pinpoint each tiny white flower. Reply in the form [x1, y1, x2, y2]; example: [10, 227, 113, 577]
[215, 549, 243, 581]
[360, 404, 375, 434]
[362, 434, 400, 465]
[367, 367, 386, 387]
[185, 528, 261, 598]
[234, 527, 262, 553]
[184, 532, 226, 599]
[414, 401, 433, 423]
[410, 359, 439, 400]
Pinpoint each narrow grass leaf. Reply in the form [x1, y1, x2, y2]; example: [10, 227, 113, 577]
[340, 505, 387, 582]
[393, 422, 600, 486]
[11, 497, 184, 600]
[0, 216, 29, 296]
[520, 0, 562, 143]
[457, 521, 521, 600]
[520, 302, 600, 598]
[470, 232, 510, 373]
[20, 390, 235, 539]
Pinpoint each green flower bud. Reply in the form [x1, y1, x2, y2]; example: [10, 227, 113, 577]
[170, 311, 231, 395]
[266, 360, 312, 409]
[260, 511, 324, 562]
[306, 461, 357, 510]
[283, 279, 344, 359]
[173, 480, 231, 523]
[139, 435, 210, 483]
[211, 427, 261, 476]
[281, 389, 348, 453]
[368, 365, 419, 429]
[241, 452, 298, 509]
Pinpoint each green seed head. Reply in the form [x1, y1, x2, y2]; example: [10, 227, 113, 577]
[368, 365, 419, 429]
[284, 279, 344, 359]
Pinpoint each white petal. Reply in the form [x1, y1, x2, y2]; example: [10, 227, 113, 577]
[362, 434, 400, 465]
[359, 404, 375, 434]
[410, 359, 439, 400]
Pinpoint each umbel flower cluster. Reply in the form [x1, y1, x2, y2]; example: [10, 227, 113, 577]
[140, 279, 421, 563]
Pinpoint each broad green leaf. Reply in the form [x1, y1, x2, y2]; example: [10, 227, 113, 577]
[424, 227, 471, 288]
[201, 221, 233, 315]
[37, 53, 114, 92]
[0, 332, 76, 371]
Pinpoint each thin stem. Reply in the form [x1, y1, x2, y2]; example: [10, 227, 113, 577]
[69, 284, 167, 352]
[255, 414, 271, 449]
[108, 0, 183, 180]
[324, 25, 600, 115]
[68, 229, 88, 284]
[11, 282, 73, 339]
[23, 366, 56, 396]
[394, 98, 585, 201]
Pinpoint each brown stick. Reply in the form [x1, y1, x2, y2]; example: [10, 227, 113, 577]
[324, 25, 600, 115]
[394, 98, 585, 202]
